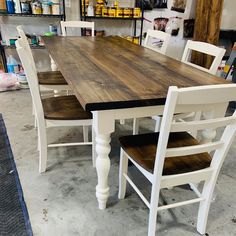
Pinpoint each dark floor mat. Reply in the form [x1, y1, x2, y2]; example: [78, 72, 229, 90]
[0, 114, 33, 236]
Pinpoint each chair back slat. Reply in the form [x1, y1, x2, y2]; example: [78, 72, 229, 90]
[166, 141, 224, 158]
[177, 85, 236, 105]
[171, 116, 236, 133]
[144, 29, 171, 55]
[181, 40, 226, 75]
[61, 21, 95, 36]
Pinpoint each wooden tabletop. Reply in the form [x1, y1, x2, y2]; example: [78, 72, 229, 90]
[43, 36, 228, 111]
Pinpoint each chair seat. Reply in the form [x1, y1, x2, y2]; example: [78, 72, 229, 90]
[38, 71, 67, 85]
[119, 132, 212, 175]
[42, 95, 92, 120]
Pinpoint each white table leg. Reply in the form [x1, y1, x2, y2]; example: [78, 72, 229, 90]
[93, 111, 115, 210]
[95, 134, 111, 209]
[50, 55, 58, 71]
[200, 103, 228, 143]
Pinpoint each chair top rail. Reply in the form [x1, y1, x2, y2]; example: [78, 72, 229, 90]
[144, 29, 171, 54]
[61, 20, 94, 28]
[61, 21, 95, 36]
[176, 84, 236, 105]
[183, 40, 225, 57]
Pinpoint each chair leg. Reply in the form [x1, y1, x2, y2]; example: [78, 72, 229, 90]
[148, 208, 158, 236]
[133, 118, 140, 135]
[38, 123, 48, 173]
[37, 127, 40, 151]
[197, 176, 216, 234]
[118, 149, 128, 199]
[92, 127, 96, 167]
[83, 126, 89, 142]
[32, 104, 37, 128]
[154, 116, 162, 132]
[34, 115, 37, 128]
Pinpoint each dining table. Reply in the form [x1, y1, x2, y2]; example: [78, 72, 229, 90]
[42, 35, 228, 210]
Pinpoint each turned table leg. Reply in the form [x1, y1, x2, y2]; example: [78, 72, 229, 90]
[50, 55, 58, 71]
[95, 134, 111, 209]
[200, 104, 228, 143]
[93, 111, 115, 209]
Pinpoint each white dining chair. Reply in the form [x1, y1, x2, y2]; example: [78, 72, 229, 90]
[16, 25, 69, 91]
[181, 40, 226, 75]
[16, 38, 95, 173]
[17, 25, 72, 129]
[144, 29, 171, 54]
[147, 41, 226, 135]
[61, 21, 95, 37]
[118, 84, 236, 235]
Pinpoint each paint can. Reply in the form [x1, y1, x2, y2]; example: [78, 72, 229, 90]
[21, 1, 31, 14]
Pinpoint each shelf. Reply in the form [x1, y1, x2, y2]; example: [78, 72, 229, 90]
[0, 13, 63, 18]
[84, 16, 142, 20]
[2, 44, 45, 49]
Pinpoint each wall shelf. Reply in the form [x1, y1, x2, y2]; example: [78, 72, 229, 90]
[80, 0, 144, 44]
[85, 16, 143, 21]
[0, 13, 64, 18]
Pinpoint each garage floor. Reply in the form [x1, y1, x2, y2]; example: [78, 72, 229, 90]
[1, 89, 236, 236]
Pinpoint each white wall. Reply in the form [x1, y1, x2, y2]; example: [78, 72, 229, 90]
[221, 0, 236, 30]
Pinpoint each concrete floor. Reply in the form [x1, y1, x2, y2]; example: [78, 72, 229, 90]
[0, 89, 236, 236]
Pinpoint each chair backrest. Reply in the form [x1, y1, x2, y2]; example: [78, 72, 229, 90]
[153, 84, 236, 189]
[181, 40, 226, 75]
[16, 38, 44, 125]
[60, 21, 95, 36]
[144, 29, 171, 55]
[16, 25, 37, 73]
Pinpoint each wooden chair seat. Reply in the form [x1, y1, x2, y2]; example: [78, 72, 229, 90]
[38, 71, 67, 85]
[119, 132, 212, 175]
[42, 95, 92, 120]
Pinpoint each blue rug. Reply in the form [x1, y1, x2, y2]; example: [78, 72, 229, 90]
[0, 114, 33, 236]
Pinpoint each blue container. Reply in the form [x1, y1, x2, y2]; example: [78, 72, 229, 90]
[6, 0, 15, 14]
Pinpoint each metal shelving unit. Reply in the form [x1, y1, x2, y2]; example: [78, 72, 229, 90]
[0, 13, 64, 19]
[79, 0, 144, 45]
[0, 1, 66, 72]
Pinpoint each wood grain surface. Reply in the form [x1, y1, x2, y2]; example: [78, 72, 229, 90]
[43, 36, 228, 111]
[38, 71, 67, 85]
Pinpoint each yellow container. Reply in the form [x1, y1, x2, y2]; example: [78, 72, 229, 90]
[133, 36, 139, 44]
[108, 7, 116, 17]
[102, 7, 108, 17]
[97, 0, 104, 4]
[116, 8, 123, 17]
[123, 8, 132, 18]
[0, 0, 7, 12]
[95, 4, 102, 16]
[114, 0, 118, 8]
[133, 7, 141, 18]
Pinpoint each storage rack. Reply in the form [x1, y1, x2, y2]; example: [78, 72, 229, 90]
[79, 0, 144, 45]
[0, 1, 66, 72]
